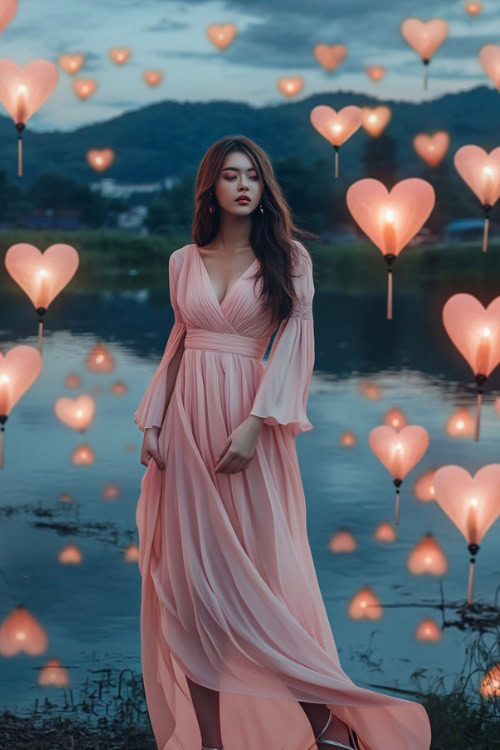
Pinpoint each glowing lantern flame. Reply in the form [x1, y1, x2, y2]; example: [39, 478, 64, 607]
[59, 54, 85, 75]
[348, 587, 383, 620]
[415, 618, 441, 642]
[361, 106, 391, 137]
[86, 148, 115, 172]
[442, 294, 500, 440]
[38, 658, 70, 686]
[373, 522, 396, 542]
[310, 105, 362, 178]
[0, 605, 48, 655]
[313, 44, 347, 72]
[59, 544, 82, 564]
[206, 24, 237, 51]
[369, 425, 429, 525]
[329, 530, 357, 553]
[72, 78, 97, 100]
[0, 59, 59, 176]
[277, 76, 304, 98]
[346, 178, 435, 319]
[433, 465, 500, 604]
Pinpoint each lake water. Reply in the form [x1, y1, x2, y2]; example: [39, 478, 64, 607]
[1, 284, 499, 718]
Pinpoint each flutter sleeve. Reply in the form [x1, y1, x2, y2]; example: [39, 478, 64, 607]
[249, 242, 315, 437]
[133, 251, 186, 432]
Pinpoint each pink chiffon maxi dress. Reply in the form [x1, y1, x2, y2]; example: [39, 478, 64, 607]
[133, 241, 432, 750]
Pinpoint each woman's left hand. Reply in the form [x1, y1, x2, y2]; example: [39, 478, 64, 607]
[215, 416, 264, 474]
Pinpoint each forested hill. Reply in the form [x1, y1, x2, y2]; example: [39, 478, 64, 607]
[0, 85, 497, 186]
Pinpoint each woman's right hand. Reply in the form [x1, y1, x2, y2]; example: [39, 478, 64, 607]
[140, 426, 165, 470]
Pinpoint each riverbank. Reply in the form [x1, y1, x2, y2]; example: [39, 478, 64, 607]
[1, 229, 499, 295]
[1, 682, 498, 750]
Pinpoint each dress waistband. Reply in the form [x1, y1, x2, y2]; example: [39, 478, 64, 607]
[184, 328, 268, 359]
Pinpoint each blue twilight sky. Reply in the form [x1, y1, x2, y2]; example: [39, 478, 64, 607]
[0, 0, 498, 132]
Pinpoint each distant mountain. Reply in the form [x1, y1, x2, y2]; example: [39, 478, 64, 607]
[0, 86, 498, 186]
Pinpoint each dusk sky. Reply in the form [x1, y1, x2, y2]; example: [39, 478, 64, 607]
[0, 0, 497, 132]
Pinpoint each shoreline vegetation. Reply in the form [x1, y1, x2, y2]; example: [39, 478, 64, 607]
[1, 229, 500, 296]
[0, 639, 498, 750]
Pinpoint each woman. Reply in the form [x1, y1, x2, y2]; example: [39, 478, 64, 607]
[134, 135, 432, 750]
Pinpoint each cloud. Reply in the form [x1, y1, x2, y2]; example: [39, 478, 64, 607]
[143, 18, 190, 32]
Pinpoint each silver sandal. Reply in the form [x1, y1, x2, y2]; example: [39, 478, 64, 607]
[315, 709, 360, 749]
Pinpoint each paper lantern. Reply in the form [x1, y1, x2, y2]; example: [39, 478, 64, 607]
[433, 464, 500, 604]
[0, 605, 48, 655]
[407, 533, 448, 575]
[369, 424, 429, 525]
[58, 54, 85, 75]
[65, 373, 82, 388]
[382, 407, 408, 431]
[72, 78, 97, 100]
[58, 493, 73, 503]
[71, 443, 95, 465]
[85, 343, 115, 373]
[5, 243, 79, 352]
[415, 618, 441, 642]
[0, 345, 42, 468]
[313, 44, 347, 72]
[414, 468, 437, 502]
[481, 664, 500, 697]
[339, 430, 357, 447]
[359, 381, 382, 400]
[0, 59, 58, 176]
[143, 70, 163, 87]
[446, 407, 475, 438]
[58, 545, 82, 564]
[126, 443, 136, 452]
[125, 544, 139, 562]
[310, 105, 362, 178]
[329, 530, 357, 553]
[442, 294, 500, 441]
[479, 44, 500, 89]
[454, 145, 500, 253]
[111, 380, 127, 395]
[102, 482, 121, 499]
[109, 48, 131, 65]
[373, 522, 396, 542]
[361, 106, 391, 137]
[206, 24, 237, 51]
[0, 0, 17, 32]
[346, 178, 435, 319]
[413, 131, 450, 168]
[348, 587, 383, 620]
[465, 1, 483, 15]
[400, 18, 449, 90]
[54, 394, 95, 432]
[38, 658, 70, 686]
[278, 76, 304, 98]
[366, 65, 386, 82]
[86, 148, 114, 172]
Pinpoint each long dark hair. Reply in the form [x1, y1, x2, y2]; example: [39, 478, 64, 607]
[192, 135, 318, 325]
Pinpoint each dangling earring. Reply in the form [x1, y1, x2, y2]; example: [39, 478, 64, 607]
[259, 203, 264, 214]
[208, 191, 215, 215]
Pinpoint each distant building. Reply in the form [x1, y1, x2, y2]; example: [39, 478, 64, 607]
[90, 176, 176, 199]
[117, 205, 148, 232]
[22, 208, 83, 230]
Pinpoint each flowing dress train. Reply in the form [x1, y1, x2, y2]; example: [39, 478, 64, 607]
[134, 241, 432, 750]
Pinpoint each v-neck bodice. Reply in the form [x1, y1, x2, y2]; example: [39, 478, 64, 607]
[192, 243, 259, 308]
